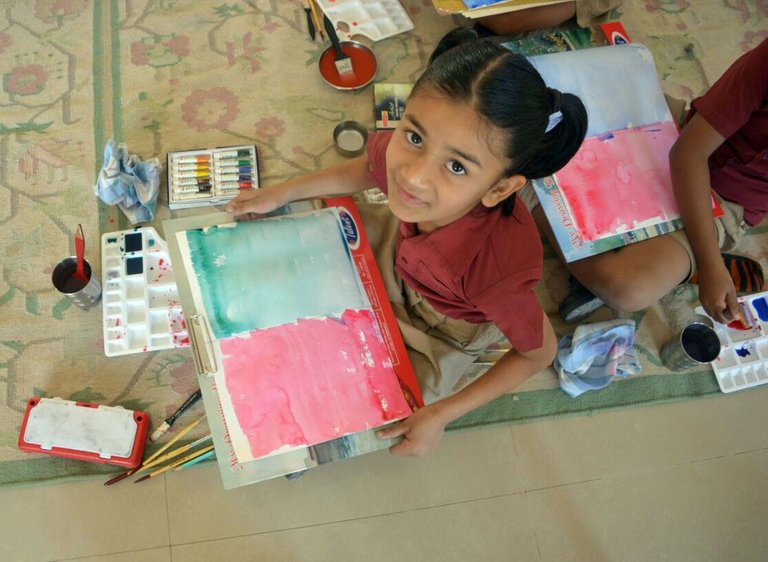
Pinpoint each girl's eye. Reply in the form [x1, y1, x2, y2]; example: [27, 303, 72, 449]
[405, 130, 422, 146]
[446, 160, 467, 176]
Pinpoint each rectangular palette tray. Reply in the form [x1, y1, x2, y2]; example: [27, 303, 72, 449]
[102, 227, 190, 357]
[166, 144, 259, 210]
[699, 291, 768, 393]
[316, 0, 413, 42]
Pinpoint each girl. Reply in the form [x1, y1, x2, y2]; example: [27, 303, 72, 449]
[226, 29, 588, 457]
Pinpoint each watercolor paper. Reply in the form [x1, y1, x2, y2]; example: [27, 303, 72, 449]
[553, 121, 679, 242]
[216, 309, 411, 461]
[529, 44, 671, 137]
[175, 208, 414, 465]
[184, 211, 367, 338]
[529, 45, 687, 262]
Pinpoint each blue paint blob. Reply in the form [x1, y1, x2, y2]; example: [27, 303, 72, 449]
[735, 347, 751, 358]
[751, 297, 768, 321]
[124, 232, 142, 253]
[126, 256, 143, 275]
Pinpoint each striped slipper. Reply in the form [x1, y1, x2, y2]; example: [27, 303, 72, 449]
[690, 253, 765, 294]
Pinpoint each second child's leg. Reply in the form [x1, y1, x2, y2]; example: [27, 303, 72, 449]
[532, 206, 692, 314]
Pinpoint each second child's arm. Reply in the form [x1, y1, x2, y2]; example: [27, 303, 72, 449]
[377, 315, 558, 457]
[669, 113, 735, 323]
[225, 156, 374, 217]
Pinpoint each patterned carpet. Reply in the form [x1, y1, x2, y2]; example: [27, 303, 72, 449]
[0, 0, 766, 486]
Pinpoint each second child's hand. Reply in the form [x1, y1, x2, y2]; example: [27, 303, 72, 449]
[697, 261, 740, 324]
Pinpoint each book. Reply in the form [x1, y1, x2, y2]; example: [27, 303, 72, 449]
[502, 30, 572, 56]
[374, 83, 413, 130]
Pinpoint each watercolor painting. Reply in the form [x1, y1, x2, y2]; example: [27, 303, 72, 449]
[551, 121, 680, 242]
[528, 44, 684, 262]
[176, 207, 413, 464]
[183, 211, 367, 338]
[529, 44, 672, 138]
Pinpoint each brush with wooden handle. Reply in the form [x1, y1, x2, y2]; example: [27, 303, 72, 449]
[323, 13, 353, 75]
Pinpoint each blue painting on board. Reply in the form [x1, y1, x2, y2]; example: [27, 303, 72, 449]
[184, 210, 368, 339]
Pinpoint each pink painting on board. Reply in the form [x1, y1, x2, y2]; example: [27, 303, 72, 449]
[218, 308, 412, 459]
[554, 121, 679, 242]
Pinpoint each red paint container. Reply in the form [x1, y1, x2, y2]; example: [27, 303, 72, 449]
[319, 40, 377, 91]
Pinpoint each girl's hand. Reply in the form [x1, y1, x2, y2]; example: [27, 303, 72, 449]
[697, 261, 739, 324]
[376, 405, 447, 457]
[224, 185, 290, 218]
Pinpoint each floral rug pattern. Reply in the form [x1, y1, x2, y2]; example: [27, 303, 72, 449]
[0, 0, 765, 485]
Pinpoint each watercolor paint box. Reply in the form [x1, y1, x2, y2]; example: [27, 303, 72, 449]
[166, 145, 260, 210]
[101, 227, 190, 357]
[18, 397, 149, 468]
[698, 291, 768, 393]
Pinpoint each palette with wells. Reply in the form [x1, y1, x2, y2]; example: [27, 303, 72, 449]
[316, 0, 413, 42]
[101, 227, 190, 357]
[699, 291, 768, 393]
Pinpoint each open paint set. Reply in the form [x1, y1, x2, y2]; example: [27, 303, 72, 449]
[101, 227, 189, 357]
[700, 291, 768, 393]
[166, 145, 259, 210]
[316, 0, 413, 42]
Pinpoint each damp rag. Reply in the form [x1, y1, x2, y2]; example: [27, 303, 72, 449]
[94, 139, 161, 224]
[554, 319, 641, 398]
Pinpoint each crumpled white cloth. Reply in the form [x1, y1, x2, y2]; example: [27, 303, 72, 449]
[94, 139, 161, 224]
[554, 319, 642, 398]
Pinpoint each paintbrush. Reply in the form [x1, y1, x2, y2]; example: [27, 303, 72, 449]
[135, 444, 215, 483]
[150, 388, 202, 442]
[138, 435, 212, 472]
[174, 448, 216, 471]
[322, 13, 353, 76]
[104, 465, 140, 486]
[303, 1, 316, 41]
[74, 224, 88, 283]
[105, 415, 206, 484]
[139, 414, 206, 467]
[308, 0, 324, 41]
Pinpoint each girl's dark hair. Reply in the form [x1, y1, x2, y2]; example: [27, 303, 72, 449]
[414, 28, 588, 215]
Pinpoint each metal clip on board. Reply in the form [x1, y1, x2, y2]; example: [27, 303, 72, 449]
[188, 314, 217, 376]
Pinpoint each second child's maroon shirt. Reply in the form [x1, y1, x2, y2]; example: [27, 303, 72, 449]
[690, 38, 768, 226]
[366, 130, 544, 352]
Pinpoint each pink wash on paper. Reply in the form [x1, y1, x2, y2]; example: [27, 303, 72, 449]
[219, 308, 412, 459]
[554, 121, 680, 242]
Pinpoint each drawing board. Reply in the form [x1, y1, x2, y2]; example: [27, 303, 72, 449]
[527, 43, 683, 262]
[164, 198, 421, 487]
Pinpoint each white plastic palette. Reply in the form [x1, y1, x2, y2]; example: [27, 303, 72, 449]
[102, 227, 189, 357]
[316, 0, 413, 42]
[698, 291, 768, 393]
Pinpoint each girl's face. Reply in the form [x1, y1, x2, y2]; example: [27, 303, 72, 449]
[385, 88, 524, 234]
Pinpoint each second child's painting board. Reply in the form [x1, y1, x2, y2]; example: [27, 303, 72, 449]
[527, 43, 685, 262]
[164, 198, 422, 488]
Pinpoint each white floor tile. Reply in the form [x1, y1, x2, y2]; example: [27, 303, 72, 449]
[170, 494, 538, 562]
[512, 386, 768, 490]
[528, 449, 768, 562]
[0, 476, 169, 562]
[165, 425, 520, 544]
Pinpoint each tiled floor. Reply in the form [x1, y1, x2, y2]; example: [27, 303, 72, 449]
[2, 385, 768, 562]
